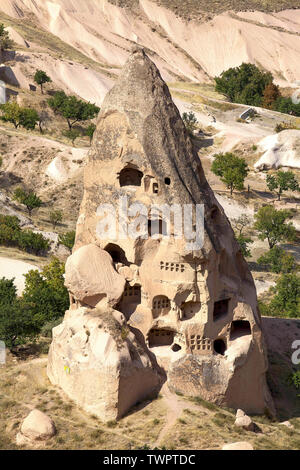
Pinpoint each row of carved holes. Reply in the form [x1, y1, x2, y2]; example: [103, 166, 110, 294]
[160, 262, 185, 272]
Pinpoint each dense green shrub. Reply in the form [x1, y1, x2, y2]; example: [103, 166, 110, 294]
[0, 214, 49, 255]
[40, 317, 64, 338]
[59, 230, 75, 251]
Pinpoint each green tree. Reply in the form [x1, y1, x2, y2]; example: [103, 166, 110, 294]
[48, 92, 100, 129]
[254, 205, 296, 249]
[266, 170, 300, 201]
[257, 246, 296, 274]
[49, 210, 63, 229]
[0, 278, 39, 350]
[62, 129, 80, 146]
[236, 234, 253, 258]
[211, 152, 249, 195]
[59, 230, 75, 251]
[34, 69, 52, 94]
[273, 97, 300, 117]
[215, 63, 273, 106]
[268, 274, 300, 318]
[13, 188, 42, 217]
[182, 111, 198, 133]
[85, 123, 96, 145]
[0, 298, 40, 350]
[232, 214, 251, 236]
[0, 24, 14, 51]
[22, 258, 69, 328]
[0, 102, 38, 130]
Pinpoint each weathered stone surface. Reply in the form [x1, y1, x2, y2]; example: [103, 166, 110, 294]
[17, 409, 56, 444]
[65, 244, 126, 307]
[222, 441, 254, 450]
[47, 307, 162, 421]
[48, 47, 274, 420]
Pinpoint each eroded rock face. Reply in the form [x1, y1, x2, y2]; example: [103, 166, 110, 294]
[48, 47, 274, 420]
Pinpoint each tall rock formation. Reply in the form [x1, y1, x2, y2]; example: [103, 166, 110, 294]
[48, 47, 274, 421]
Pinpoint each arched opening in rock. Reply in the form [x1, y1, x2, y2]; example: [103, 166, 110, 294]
[214, 339, 226, 356]
[152, 295, 171, 318]
[181, 301, 201, 320]
[119, 167, 143, 187]
[230, 320, 251, 341]
[148, 219, 168, 237]
[172, 343, 181, 352]
[117, 283, 141, 319]
[165, 177, 171, 186]
[213, 299, 230, 321]
[104, 243, 128, 265]
[153, 182, 159, 194]
[148, 329, 174, 348]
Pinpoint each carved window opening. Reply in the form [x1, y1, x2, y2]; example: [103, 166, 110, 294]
[148, 329, 174, 348]
[214, 339, 226, 356]
[148, 219, 167, 237]
[153, 182, 159, 194]
[213, 299, 230, 321]
[152, 295, 171, 318]
[165, 177, 171, 185]
[230, 320, 251, 341]
[119, 167, 143, 187]
[172, 344, 181, 352]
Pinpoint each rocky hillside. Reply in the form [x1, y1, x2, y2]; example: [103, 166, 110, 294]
[0, 0, 300, 95]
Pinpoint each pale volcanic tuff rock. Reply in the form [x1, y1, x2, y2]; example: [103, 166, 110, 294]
[48, 47, 274, 420]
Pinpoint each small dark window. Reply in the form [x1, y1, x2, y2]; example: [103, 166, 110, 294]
[165, 178, 171, 185]
[214, 339, 226, 356]
[213, 299, 229, 321]
[172, 344, 181, 352]
[153, 182, 159, 194]
[210, 206, 219, 220]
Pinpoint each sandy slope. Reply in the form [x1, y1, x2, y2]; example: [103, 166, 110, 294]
[0, 256, 40, 295]
[1, 0, 300, 87]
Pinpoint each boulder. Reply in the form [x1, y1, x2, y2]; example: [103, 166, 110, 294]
[234, 409, 255, 432]
[17, 409, 56, 445]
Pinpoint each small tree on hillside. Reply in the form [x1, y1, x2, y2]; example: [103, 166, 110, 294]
[232, 214, 252, 236]
[258, 246, 296, 274]
[262, 82, 281, 109]
[62, 129, 80, 146]
[13, 188, 42, 217]
[267, 274, 300, 318]
[48, 92, 100, 129]
[59, 231, 75, 251]
[0, 102, 39, 130]
[182, 111, 198, 133]
[266, 170, 300, 201]
[49, 210, 63, 229]
[211, 152, 249, 195]
[0, 24, 14, 51]
[254, 205, 296, 249]
[34, 70, 52, 94]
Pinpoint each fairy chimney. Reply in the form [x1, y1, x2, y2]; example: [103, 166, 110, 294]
[47, 48, 274, 420]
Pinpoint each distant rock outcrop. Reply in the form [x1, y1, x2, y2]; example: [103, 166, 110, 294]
[48, 48, 274, 421]
[255, 130, 300, 170]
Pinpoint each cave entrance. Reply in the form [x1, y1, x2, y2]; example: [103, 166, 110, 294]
[148, 329, 174, 348]
[230, 320, 251, 341]
[119, 167, 143, 187]
[213, 299, 230, 321]
[105, 243, 128, 265]
[214, 339, 226, 356]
